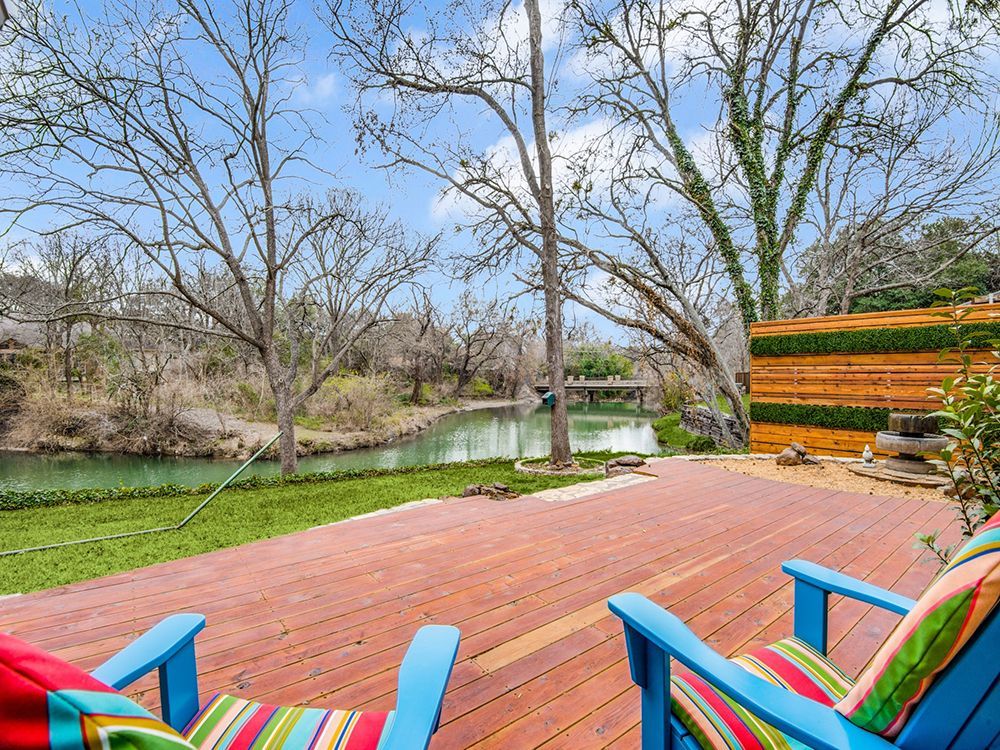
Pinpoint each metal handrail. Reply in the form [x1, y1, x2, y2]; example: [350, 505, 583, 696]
[0, 433, 281, 557]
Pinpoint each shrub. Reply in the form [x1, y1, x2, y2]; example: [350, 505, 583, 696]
[470, 377, 494, 397]
[750, 321, 1000, 357]
[306, 374, 395, 430]
[659, 373, 693, 413]
[749, 402, 892, 433]
[569, 347, 634, 379]
[919, 289, 1000, 564]
[232, 380, 265, 415]
[684, 435, 717, 453]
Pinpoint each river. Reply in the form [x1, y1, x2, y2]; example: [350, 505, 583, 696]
[0, 402, 660, 491]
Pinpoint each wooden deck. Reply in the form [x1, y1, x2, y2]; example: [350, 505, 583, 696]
[0, 460, 955, 748]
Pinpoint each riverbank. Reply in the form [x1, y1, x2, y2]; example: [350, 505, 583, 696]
[0, 395, 533, 460]
[0, 454, 616, 594]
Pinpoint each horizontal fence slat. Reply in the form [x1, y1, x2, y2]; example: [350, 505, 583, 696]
[748, 303, 999, 456]
[750, 423, 887, 458]
[750, 302, 1000, 336]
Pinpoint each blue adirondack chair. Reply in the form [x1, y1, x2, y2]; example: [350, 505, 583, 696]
[89, 614, 460, 750]
[609, 557, 1000, 749]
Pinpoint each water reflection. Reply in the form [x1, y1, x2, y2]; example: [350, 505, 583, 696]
[0, 401, 659, 490]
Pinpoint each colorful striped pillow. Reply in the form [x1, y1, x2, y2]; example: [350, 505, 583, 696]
[835, 514, 1000, 737]
[182, 693, 390, 749]
[671, 636, 854, 749]
[0, 632, 195, 750]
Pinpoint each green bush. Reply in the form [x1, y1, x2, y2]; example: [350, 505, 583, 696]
[659, 373, 693, 413]
[569, 348, 634, 379]
[918, 289, 1000, 564]
[751, 321, 1000, 357]
[470, 377, 494, 397]
[750, 401, 891, 432]
[684, 435, 716, 453]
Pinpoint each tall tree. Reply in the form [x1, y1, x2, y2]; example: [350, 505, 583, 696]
[328, 0, 576, 466]
[6, 233, 118, 397]
[448, 292, 514, 396]
[570, 0, 997, 326]
[0, 0, 433, 472]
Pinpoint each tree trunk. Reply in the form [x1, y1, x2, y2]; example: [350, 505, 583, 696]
[525, 0, 572, 466]
[263, 349, 298, 474]
[274, 390, 298, 475]
[410, 375, 423, 405]
[758, 253, 782, 321]
[63, 323, 73, 399]
[718, 375, 749, 444]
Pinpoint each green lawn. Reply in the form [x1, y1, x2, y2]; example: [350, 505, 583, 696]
[0, 457, 613, 595]
[652, 395, 751, 452]
[650, 412, 697, 451]
[695, 394, 751, 414]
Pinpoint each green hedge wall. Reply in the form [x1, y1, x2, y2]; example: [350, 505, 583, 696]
[0, 458, 513, 513]
[750, 321, 1000, 357]
[750, 402, 892, 433]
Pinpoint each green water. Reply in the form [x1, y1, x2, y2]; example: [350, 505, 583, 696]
[0, 402, 659, 491]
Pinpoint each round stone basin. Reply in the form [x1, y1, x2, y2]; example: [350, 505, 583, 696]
[875, 430, 949, 456]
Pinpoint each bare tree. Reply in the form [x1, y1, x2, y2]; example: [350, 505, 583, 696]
[386, 291, 451, 404]
[562, 195, 750, 440]
[5, 233, 120, 397]
[786, 99, 1000, 315]
[570, 0, 998, 326]
[448, 292, 515, 396]
[0, 0, 433, 472]
[328, 0, 576, 466]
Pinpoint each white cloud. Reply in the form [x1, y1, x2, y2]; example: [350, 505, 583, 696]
[292, 72, 337, 105]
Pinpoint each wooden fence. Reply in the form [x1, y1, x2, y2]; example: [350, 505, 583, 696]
[749, 302, 1000, 457]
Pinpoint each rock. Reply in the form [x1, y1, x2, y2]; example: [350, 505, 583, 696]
[775, 447, 804, 466]
[462, 483, 520, 500]
[608, 454, 644, 468]
[606, 465, 635, 478]
[790, 442, 808, 457]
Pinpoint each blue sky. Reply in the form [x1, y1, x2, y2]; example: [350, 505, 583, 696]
[4, 0, 997, 337]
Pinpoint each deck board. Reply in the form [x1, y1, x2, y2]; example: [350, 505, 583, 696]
[0, 459, 955, 748]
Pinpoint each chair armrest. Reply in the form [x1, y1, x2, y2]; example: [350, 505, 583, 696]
[609, 593, 894, 750]
[91, 613, 205, 731]
[782, 560, 914, 654]
[379, 625, 461, 750]
[782, 560, 916, 615]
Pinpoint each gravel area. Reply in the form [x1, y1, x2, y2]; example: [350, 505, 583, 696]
[700, 458, 949, 502]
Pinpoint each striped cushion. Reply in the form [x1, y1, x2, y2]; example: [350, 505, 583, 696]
[182, 694, 390, 749]
[671, 637, 854, 749]
[0, 632, 194, 750]
[836, 513, 1000, 737]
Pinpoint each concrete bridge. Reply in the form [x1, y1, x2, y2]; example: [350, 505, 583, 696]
[533, 376, 654, 405]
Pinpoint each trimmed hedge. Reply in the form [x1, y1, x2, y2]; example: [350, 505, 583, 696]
[750, 402, 892, 433]
[0, 458, 514, 513]
[750, 321, 1000, 357]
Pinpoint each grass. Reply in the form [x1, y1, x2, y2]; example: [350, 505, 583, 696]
[0, 456, 615, 595]
[695, 394, 751, 415]
[651, 412, 697, 451]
